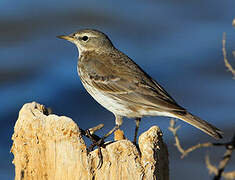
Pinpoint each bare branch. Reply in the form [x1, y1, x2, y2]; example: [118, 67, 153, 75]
[168, 119, 214, 158]
[168, 120, 184, 155]
[206, 152, 235, 180]
[206, 155, 218, 176]
[169, 119, 235, 179]
[222, 33, 235, 78]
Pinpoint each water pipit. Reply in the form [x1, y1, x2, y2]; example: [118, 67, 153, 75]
[58, 29, 222, 145]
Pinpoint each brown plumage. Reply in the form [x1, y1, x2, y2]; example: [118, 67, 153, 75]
[58, 29, 222, 140]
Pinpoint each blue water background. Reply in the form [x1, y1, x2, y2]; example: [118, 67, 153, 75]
[0, 0, 235, 179]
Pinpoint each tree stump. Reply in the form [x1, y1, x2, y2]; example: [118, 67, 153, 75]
[11, 102, 169, 180]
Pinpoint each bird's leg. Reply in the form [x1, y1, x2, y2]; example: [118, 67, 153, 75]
[133, 117, 141, 145]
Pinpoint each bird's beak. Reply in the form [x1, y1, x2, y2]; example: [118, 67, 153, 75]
[57, 35, 75, 42]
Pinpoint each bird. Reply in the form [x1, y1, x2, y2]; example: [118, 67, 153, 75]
[57, 29, 222, 145]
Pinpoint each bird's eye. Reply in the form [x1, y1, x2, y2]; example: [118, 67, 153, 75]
[82, 36, 88, 41]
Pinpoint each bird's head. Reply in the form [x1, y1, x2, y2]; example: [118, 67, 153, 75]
[57, 29, 114, 53]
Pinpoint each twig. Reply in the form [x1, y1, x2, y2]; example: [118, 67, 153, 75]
[222, 32, 235, 78]
[210, 134, 235, 180]
[168, 119, 214, 158]
[206, 150, 235, 180]
[169, 119, 235, 179]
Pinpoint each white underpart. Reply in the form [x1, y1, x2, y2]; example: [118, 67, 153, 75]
[81, 81, 134, 117]
[86, 85, 179, 119]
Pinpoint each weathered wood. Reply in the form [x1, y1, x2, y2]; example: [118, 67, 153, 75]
[11, 102, 169, 180]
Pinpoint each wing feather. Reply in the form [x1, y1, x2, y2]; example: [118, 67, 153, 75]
[80, 53, 185, 112]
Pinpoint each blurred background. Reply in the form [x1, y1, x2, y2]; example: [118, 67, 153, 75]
[1, 0, 235, 179]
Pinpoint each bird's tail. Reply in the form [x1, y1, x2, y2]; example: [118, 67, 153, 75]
[172, 111, 223, 139]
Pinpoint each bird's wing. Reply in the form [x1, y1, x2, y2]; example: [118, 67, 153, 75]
[81, 55, 185, 112]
